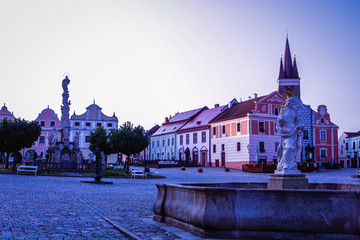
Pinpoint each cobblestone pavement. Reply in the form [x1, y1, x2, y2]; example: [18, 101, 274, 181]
[1, 167, 359, 239]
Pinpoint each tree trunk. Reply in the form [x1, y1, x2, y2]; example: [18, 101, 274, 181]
[126, 155, 130, 175]
[5, 152, 10, 169]
[12, 152, 17, 172]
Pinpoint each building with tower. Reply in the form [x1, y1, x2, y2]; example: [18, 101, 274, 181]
[0, 104, 15, 121]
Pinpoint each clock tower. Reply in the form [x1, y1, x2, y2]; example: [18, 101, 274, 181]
[278, 35, 301, 99]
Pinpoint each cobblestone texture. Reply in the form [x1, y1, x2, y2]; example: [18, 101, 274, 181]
[1, 167, 359, 239]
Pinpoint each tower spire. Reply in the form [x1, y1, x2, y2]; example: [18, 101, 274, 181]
[278, 55, 285, 79]
[292, 54, 299, 78]
[284, 35, 293, 78]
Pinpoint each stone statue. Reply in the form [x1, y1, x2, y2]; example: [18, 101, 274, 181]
[276, 97, 305, 172]
[61, 76, 71, 146]
[73, 131, 80, 146]
[48, 128, 58, 147]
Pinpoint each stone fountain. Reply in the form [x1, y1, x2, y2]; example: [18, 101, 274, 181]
[153, 97, 360, 239]
[48, 76, 82, 170]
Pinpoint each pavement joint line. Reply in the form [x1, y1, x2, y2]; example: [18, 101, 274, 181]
[77, 198, 142, 240]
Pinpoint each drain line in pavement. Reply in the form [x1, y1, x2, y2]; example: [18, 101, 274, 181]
[78, 198, 142, 240]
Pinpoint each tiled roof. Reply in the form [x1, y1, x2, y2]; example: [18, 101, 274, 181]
[211, 97, 263, 123]
[146, 125, 160, 137]
[180, 105, 227, 131]
[71, 104, 118, 121]
[168, 107, 206, 123]
[345, 131, 360, 138]
[152, 121, 187, 137]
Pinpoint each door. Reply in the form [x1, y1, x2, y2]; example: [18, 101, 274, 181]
[221, 152, 225, 167]
[201, 152, 206, 166]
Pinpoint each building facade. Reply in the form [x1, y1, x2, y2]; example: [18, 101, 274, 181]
[338, 132, 356, 168]
[0, 104, 15, 121]
[313, 105, 339, 166]
[30, 107, 62, 158]
[70, 103, 118, 162]
[345, 131, 360, 168]
[150, 107, 206, 161]
[177, 104, 227, 167]
[209, 91, 291, 169]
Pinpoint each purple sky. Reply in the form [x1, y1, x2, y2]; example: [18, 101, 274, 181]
[0, 0, 359, 134]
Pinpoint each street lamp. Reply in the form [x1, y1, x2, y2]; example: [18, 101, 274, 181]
[94, 147, 102, 182]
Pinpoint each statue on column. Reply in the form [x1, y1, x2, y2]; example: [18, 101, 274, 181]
[276, 97, 305, 172]
[61, 76, 71, 147]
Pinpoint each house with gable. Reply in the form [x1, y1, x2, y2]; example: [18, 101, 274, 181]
[150, 107, 207, 161]
[209, 91, 289, 169]
[345, 131, 360, 168]
[0, 104, 15, 121]
[177, 104, 227, 167]
[338, 132, 357, 168]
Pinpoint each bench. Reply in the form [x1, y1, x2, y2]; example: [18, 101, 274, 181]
[17, 165, 38, 176]
[130, 169, 148, 179]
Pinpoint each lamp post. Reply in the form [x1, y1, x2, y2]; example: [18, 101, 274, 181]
[94, 148, 102, 182]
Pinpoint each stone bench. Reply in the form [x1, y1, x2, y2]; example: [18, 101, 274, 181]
[17, 165, 38, 176]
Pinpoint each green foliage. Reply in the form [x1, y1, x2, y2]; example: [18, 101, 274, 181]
[89, 127, 114, 155]
[0, 118, 41, 169]
[109, 121, 149, 157]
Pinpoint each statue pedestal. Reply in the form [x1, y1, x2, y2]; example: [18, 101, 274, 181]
[267, 171, 309, 189]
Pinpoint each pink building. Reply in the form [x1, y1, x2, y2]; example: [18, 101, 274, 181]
[313, 105, 339, 165]
[209, 91, 298, 169]
[29, 107, 61, 158]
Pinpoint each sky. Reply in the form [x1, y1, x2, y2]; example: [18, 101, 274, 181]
[0, 0, 359, 133]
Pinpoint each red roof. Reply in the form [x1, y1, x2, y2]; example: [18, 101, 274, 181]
[345, 132, 360, 138]
[167, 107, 206, 123]
[210, 97, 264, 123]
[179, 105, 227, 131]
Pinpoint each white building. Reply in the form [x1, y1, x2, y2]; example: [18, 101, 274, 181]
[177, 104, 227, 167]
[345, 131, 360, 168]
[70, 103, 118, 163]
[339, 132, 356, 168]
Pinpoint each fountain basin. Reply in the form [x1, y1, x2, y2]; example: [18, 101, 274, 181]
[153, 182, 360, 239]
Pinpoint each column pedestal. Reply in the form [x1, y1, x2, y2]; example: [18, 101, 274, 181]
[267, 170, 309, 189]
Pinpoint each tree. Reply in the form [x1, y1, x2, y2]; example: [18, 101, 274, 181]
[0, 119, 41, 170]
[109, 121, 149, 174]
[89, 127, 114, 167]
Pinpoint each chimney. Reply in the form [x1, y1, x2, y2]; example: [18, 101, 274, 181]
[239, 98, 242, 102]
[165, 117, 169, 123]
[214, 104, 220, 108]
[254, 93, 258, 98]
[249, 96, 252, 99]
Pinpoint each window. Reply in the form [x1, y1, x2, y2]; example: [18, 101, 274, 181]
[193, 133, 198, 144]
[213, 145, 216, 153]
[320, 130, 326, 141]
[152, 141, 154, 147]
[86, 122, 91, 127]
[320, 118, 325, 124]
[186, 134, 189, 144]
[167, 139, 170, 146]
[346, 143, 348, 150]
[237, 123, 241, 132]
[39, 136, 45, 144]
[320, 149, 327, 158]
[107, 123, 113, 128]
[213, 127, 216, 135]
[50, 121, 55, 127]
[353, 142, 356, 149]
[75, 122, 80, 127]
[97, 123, 102, 128]
[303, 130, 309, 139]
[259, 142, 265, 152]
[275, 142, 279, 152]
[237, 142, 241, 151]
[180, 135, 183, 145]
[162, 140, 165, 147]
[221, 144, 225, 151]
[157, 153, 160, 159]
[85, 136, 90, 143]
[259, 122, 265, 133]
[222, 125, 226, 134]
[341, 149, 343, 155]
[157, 141, 159, 147]
[172, 138, 174, 145]
[40, 121, 45, 127]
[201, 132, 206, 143]
[274, 107, 279, 115]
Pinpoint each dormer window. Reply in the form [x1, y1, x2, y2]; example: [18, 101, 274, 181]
[320, 118, 325, 124]
[196, 121, 201, 125]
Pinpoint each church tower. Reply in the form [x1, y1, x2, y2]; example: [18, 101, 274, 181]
[278, 35, 301, 99]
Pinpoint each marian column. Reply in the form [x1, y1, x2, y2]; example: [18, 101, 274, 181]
[61, 76, 71, 147]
